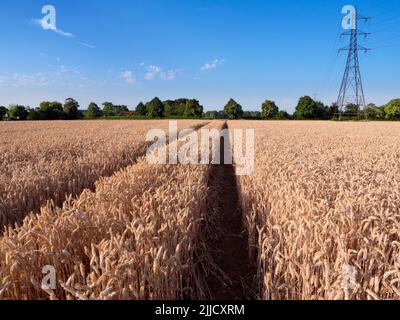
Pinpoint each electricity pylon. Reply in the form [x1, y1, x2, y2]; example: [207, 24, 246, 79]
[337, 8, 370, 119]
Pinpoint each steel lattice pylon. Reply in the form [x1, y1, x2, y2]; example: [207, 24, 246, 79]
[337, 8, 370, 118]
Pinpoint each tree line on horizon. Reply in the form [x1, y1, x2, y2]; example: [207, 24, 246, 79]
[1, 96, 400, 121]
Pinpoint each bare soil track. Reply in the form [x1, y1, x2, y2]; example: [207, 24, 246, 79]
[205, 122, 257, 300]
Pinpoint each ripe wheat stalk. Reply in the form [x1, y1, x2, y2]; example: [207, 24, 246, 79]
[4, 119, 398, 300]
[231, 120, 400, 300]
[0, 120, 222, 300]
[0, 120, 205, 230]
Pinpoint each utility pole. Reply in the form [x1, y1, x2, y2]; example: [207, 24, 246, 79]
[337, 6, 370, 120]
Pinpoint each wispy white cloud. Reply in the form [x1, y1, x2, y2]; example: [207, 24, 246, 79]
[79, 42, 95, 49]
[143, 64, 179, 81]
[120, 70, 136, 84]
[55, 65, 80, 78]
[144, 65, 162, 80]
[0, 62, 86, 89]
[160, 69, 178, 80]
[59, 65, 69, 74]
[52, 28, 74, 38]
[0, 72, 49, 87]
[32, 19, 74, 38]
[201, 59, 225, 71]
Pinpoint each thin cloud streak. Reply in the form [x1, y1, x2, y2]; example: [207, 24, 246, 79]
[32, 19, 74, 38]
[201, 59, 225, 71]
[79, 42, 95, 49]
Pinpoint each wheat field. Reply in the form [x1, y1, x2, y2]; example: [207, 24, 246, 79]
[1, 120, 400, 300]
[0, 120, 222, 300]
[0, 120, 207, 230]
[230, 120, 400, 300]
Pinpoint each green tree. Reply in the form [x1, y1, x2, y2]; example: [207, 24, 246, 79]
[243, 111, 261, 119]
[101, 102, 129, 117]
[315, 101, 328, 119]
[276, 110, 291, 120]
[63, 98, 82, 120]
[113, 105, 129, 116]
[261, 100, 279, 119]
[174, 99, 192, 117]
[201, 109, 228, 119]
[252, 111, 262, 119]
[345, 103, 360, 116]
[294, 96, 324, 119]
[135, 102, 147, 116]
[0, 106, 8, 118]
[8, 105, 28, 120]
[86, 102, 103, 119]
[223, 99, 243, 119]
[218, 111, 228, 119]
[243, 111, 261, 120]
[146, 97, 164, 118]
[102, 102, 115, 117]
[384, 99, 400, 120]
[363, 103, 384, 120]
[329, 103, 340, 118]
[36, 101, 64, 120]
[28, 108, 40, 120]
[204, 111, 219, 119]
[184, 99, 203, 118]
[163, 100, 178, 117]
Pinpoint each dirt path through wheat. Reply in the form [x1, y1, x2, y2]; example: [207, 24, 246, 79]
[204, 122, 257, 300]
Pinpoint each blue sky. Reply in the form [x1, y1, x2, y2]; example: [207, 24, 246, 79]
[0, 0, 399, 112]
